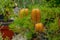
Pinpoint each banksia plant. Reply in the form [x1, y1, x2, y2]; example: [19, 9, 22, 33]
[35, 23, 45, 32]
[0, 26, 14, 40]
[19, 8, 28, 18]
[31, 9, 41, 24]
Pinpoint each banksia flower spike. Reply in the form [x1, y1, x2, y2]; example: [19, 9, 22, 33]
[19, 8, 28, 18]
[0, 26, 14, 40]
[31, 9, 41, 24]
[35, 23, 44, 32]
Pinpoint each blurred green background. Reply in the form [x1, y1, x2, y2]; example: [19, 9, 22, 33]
[0, 0, 60, 40]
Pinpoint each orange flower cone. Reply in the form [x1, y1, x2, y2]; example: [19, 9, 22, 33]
[35, 23, 44, 32]
[31, 9, 41, 24]
[19, 8, 28, 18]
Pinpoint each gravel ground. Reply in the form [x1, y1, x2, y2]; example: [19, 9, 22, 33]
[12, 34, 27, 40]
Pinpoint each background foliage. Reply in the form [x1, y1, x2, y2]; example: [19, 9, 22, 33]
[0, 0, 60, 40]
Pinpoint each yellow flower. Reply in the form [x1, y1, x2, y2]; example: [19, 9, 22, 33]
[31, 9, 41, 24]
[19, 8, 28, 18]
[35, 23, 44, 32]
